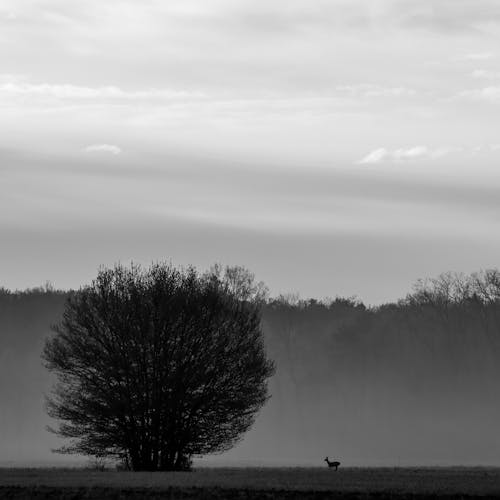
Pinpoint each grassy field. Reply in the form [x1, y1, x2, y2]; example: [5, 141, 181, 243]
[1, 467, 500, 499]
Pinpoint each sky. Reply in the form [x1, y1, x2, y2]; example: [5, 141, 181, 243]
[1, 0, 500, 304]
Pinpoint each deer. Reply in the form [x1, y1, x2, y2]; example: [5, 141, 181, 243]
[324, 457, 340, 470]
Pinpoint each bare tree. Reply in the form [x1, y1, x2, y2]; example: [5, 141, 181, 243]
[43, 263, 275, 471]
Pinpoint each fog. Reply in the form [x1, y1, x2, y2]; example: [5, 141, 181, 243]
[1, 270, 500, 467]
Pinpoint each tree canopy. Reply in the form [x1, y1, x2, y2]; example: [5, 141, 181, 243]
[43, 263, 275, 471]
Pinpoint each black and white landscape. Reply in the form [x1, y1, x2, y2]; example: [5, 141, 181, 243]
[2, 1, 500, 498]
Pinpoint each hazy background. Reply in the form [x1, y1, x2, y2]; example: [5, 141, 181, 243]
[2, 0, 500, 304]
[2, 274, 500, 467]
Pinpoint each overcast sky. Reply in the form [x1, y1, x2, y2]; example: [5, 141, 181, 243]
[2, 0, 500, 303]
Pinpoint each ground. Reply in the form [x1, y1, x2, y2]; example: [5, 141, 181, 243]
[0, 467, 500, 499]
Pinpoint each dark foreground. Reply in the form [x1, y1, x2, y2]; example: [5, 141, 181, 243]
[0, 467, 499, 499]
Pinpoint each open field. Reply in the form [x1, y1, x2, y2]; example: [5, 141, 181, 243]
[1, 467, 500, 499]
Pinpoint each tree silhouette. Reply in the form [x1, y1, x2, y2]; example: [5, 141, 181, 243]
[43, 263, 275, 471]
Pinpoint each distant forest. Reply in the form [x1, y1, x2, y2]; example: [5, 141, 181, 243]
[1, 269, 500, 466]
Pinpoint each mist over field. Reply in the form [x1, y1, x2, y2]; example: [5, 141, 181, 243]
[2, 270, 500, 467]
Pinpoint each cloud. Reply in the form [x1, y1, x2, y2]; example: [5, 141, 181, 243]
[471, 69, 500, 79]
[358, 148, 390, 164]
[0, 73, 26, 84]
[358, 144, 500, 164]
[0, 77, 204, 101]
[84, 144, 122, 155]
[392, 146, 431, 160]
[455, 86, 500, 102]
[2, 1, 500, 174]
[468, 144, 500, 154]
[389, 0, 500, 33]
[358, 146, 455, 164]
[335, 84, 417, 98]
[458, 52, 495, 61]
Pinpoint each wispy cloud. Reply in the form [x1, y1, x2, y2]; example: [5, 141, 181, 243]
[455, 86, 500, 102]
[471, 69, 500, 79]
[358, 146, 455, 164]
[358, 144, 500, 163]
[470, 144, 500, 153]
[358, 148, 390, 164]
[335, 84, 417, 98]
[84, 144, 122, 155]
[458, 52, 495, 61]
[0, 76, 204, 101]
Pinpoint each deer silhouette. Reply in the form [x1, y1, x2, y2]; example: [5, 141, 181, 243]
[324, 457, 340, 470]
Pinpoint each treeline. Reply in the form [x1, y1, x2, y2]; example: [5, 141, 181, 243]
[256, 270, 500, 465]
[266, 270, 500, 398]
[0, 270, 500, 465]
